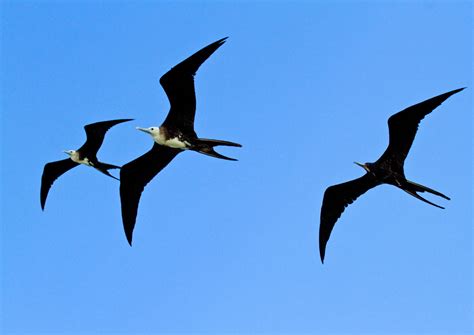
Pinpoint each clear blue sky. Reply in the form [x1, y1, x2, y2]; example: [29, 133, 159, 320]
[1, 1, 472, 334]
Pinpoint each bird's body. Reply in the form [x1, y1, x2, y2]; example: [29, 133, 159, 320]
[66, 149, 94, 166]
[319, 88, 465, 263]
[137, 126, 191, 149]
[40, 118, 133, 210]
[120, 37, 241, 245]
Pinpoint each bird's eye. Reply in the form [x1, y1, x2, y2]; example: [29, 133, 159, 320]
[150, 127, 154, 131]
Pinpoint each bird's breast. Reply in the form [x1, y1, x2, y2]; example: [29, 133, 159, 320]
[154, 129, 189, 149]
[161, 137, 189, 149]
[70, 153, 93, 166]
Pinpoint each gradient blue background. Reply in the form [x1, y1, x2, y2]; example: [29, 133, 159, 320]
[1, 1, 472, 334]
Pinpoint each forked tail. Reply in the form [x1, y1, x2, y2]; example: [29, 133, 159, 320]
[401, 179, 450, 209]
[193, 138, 242, 161]
[95, 162, 121, 180]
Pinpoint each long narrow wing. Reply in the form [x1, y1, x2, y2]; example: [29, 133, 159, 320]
[377, 88, 465, 166]
[78, 119, 133, 156]
[40, 158, 79, 210]
[119, 144, 181, 245]
[160, 37, 227, 133]
[319, 173, 379, 263]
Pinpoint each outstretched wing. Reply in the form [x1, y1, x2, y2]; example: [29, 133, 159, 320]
[119, 144, 181, 245]
[160, 37, 227, 133]
[40, 158, 79, 210]
[78, 119, 133, 156]
[319, 173, 379, 263]
[377, 88, 464, 166]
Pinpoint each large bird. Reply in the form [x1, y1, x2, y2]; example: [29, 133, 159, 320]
[41, 118, 133, 210]
[120, 37, 241, 245]
[319, 88, 465, 263]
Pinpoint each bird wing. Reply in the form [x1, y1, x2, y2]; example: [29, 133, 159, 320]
[40, 158, 79, 210]
[78, 119, 133, 156]
[319, 173, 379, 263]
[119, 143, 181, 245]
[160, 37, 227, 134]
[377, 88, 465, 166]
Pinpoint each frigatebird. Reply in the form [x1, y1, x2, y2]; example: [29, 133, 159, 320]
[40, 118, 133, 210]
[319, 87, 465, 263]
[120, 37, 241, 245]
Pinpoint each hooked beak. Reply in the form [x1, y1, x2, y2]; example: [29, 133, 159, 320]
[136, 127, 152, 134]
[354, 161, 370, 172]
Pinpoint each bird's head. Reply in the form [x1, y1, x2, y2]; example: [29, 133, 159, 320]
[354, 161, 372, 173]
[136, 126, 161, 138]
[63, 150, 76, 157]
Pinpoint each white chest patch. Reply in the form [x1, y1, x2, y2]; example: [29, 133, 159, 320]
[153, 130, 189, 149]
[163, 137, 189, 149]
[70, 152, 93, 166]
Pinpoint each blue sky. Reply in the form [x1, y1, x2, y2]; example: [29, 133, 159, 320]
[1, 1, 472, 334]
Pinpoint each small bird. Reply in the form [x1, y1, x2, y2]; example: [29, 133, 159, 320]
[120, 37, 241, 245]
[40, 118, 133, 210]
[319, 88, 465, 263]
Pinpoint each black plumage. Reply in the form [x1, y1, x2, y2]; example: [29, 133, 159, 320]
[40, 118, 133, 210]
[319, 88, 465, 263]
[120, 37, 241, 245]
[120, 144, 181, 244]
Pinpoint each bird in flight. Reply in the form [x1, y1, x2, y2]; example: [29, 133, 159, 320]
[319, 87, 465, 263]
[40, 118, 133, 210]
[120, 37, 241, 245]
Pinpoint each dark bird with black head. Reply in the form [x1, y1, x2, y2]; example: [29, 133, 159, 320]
[40, 118, 133, 210]
[120, 37, 241, 245]
[319, 88, 465, 263]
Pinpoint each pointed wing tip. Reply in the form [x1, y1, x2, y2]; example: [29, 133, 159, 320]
[111, 118, 134, 126]
[450, 87, 466, 95]
[213, 37, 228, 47]
[319, 245, 326, 264]
[126, 232, 133, 246]
[122, 211, 135, 247]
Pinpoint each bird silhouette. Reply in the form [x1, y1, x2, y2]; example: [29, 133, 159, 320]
[40, 118, 133, 210]
[120, 37, 241, 245]
[319, 88, 465, 263]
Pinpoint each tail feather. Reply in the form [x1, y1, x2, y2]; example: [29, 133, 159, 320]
[197, 147, 237, 161]
[196, 138, 242, 148]
[192, 138, 241, 161]
[402, 189, 444, 209]
[94, 161, 121, 180]
[94, 167, 119, 180]
[98, 162, 121, 170]
[406, 180, 450, 200]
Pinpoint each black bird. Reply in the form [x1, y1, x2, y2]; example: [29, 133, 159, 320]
[319, 88, 465, 263]
[120, 37, 241, 245]
[41, 118, 133, 210]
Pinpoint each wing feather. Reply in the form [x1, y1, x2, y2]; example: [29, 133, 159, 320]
[119, 144, 181, 245]
[377, 88, 464, 166]
[160, 38, 227, 133]
[78, 119, 133, 156]
[319, 173, 379, 263]
[40, 159, 79, 210]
